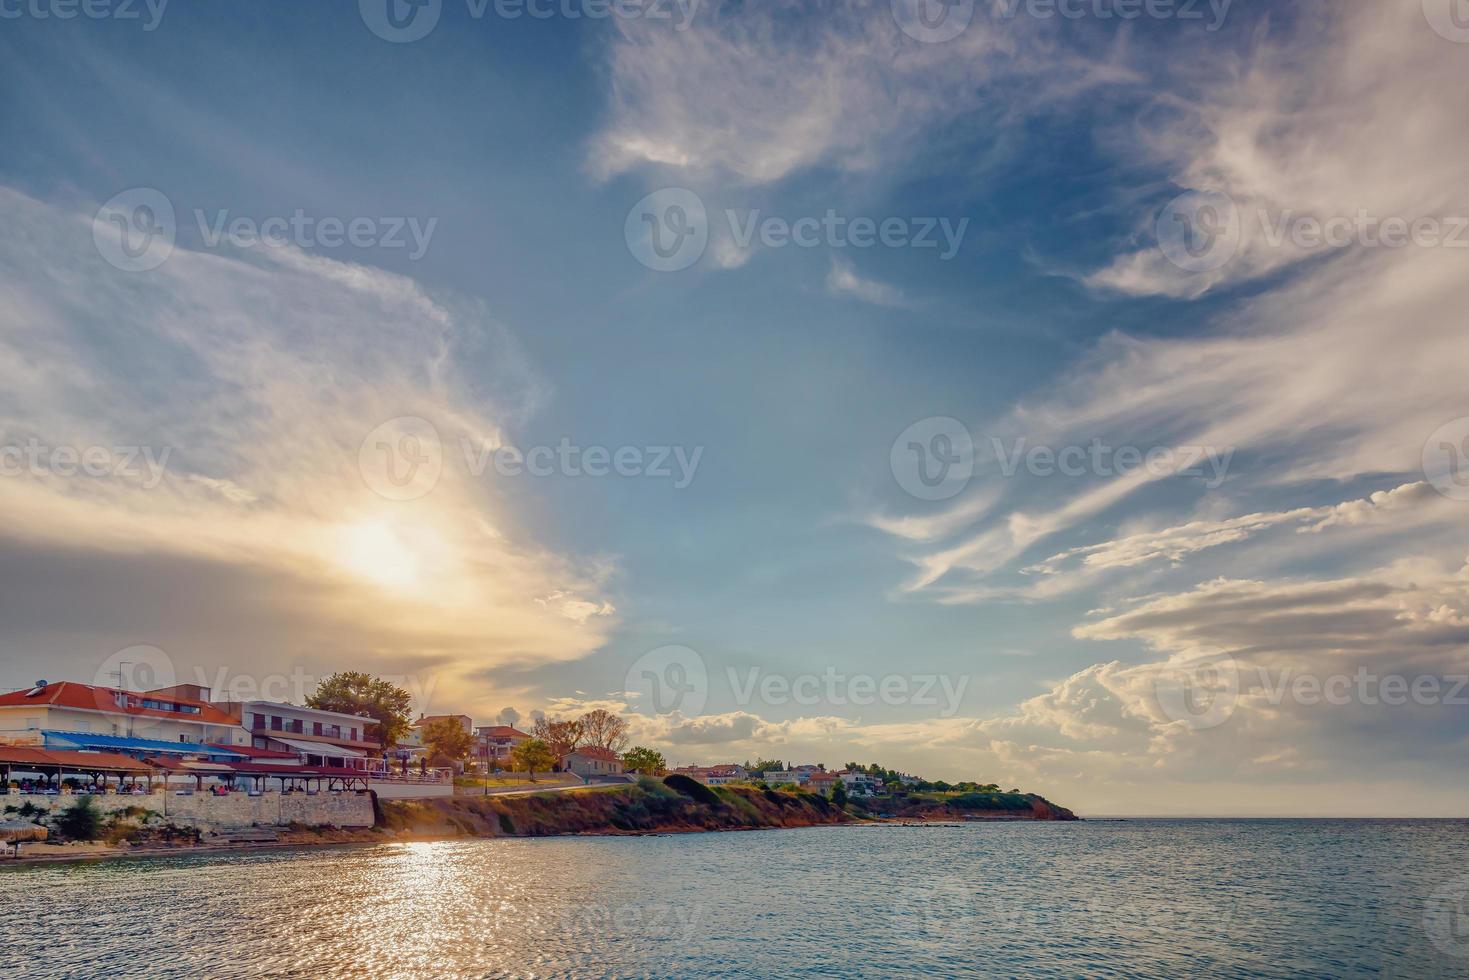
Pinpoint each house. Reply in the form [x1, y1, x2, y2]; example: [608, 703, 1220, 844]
[806, 770, 838, 793]
[210, 696, 381, 769]
[475, 725, 530, 765]
[837, 771, 880, 795]
[0, 680, 249, 757]
[759, 770, 800, 785]
[671, 764, 746, 785]
[564, 746, 624, 779]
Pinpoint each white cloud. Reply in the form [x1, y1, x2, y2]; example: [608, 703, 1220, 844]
[0, 187, 617, 708]
[825, 256, 906, 306]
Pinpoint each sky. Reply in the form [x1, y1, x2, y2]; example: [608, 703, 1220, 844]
[1, 0, 1467, 816]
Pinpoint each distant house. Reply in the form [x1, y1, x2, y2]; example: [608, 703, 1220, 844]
[759, 770, 800, 785]
[565, 746, 624, 778]
[671, 764, 746, 785]
[806, 771, 838, 793]
[474, 725, 530, 765]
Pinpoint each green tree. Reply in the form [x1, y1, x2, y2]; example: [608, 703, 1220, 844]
[307, 671, 414, 747]
[751, 759, 785, 774]
[510, 738, 557, 781]
[622, 746, 667, 774]
[421, 716, 475, 766]
[530, 717, 583, 766]
[830, 780, 849, 808]
[54, 795, 102, 841]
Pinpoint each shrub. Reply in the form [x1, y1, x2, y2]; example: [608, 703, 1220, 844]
[54, 795, 103, 841]
[662, 774, 720, 807]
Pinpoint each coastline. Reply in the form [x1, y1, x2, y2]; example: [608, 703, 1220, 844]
[1, 781, 1082, 867]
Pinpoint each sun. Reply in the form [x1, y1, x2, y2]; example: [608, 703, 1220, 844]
[336, 520, 427, 592]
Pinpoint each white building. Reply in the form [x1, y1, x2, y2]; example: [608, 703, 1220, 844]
[211, 696, 381, 769]
[0, 680, 247, 755]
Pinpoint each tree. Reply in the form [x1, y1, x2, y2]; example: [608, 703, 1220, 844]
[307, 672, 414, 747]
[751, 759, 785, 774]
[830, 780, 849, 808]
[622, 746, 667, 774]
[531, 717, 583, 765]
[54, 795, 102, 841]
[510, 738, 556, 781]
[578, 708, 630, 754]
[421, 716, 475, 766]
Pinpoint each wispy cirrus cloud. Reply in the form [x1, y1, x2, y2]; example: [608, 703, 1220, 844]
[0, 187, 615, 705]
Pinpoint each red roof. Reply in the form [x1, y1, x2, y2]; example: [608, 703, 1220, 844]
[0, 681, 239, 726]
[568, 746, 621, 762]
[0, 746, 155, 773]
[477, 726, 529, 739]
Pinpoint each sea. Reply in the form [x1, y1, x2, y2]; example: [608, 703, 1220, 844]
[3, 819, 1468, 978]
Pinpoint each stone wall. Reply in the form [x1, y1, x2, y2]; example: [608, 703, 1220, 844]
[3, 790, 374, 830]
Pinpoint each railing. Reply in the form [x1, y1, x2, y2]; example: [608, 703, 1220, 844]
[362, 766, 453, 785]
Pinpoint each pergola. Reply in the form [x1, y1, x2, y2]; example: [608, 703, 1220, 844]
[222, 763, 372, 795]
[0, 747, 157, 793]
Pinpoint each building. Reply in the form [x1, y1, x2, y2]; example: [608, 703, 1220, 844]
[0, 680, 249, 757]
[837, 771, 880, 795]
[806, 771, 838, 793]
[759, 770, 801, 785]
[210, 696, 381, 769]
[671, 764, 746, 785]
[475, 725, 530, 765]
[564, 746, 625, 779]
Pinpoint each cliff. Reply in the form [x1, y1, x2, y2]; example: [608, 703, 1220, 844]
[376, 777, 852, 838]
[868, 791, 1078, 821]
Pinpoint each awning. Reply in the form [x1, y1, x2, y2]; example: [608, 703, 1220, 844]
[43, 731, 245, 758]
[273, 737, 365, 759]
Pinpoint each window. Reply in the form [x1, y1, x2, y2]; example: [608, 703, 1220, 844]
[313, 722, 323, 735]
[270, 716, 282, 731]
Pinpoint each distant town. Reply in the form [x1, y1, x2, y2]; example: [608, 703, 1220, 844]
[0, 672, 975, 815]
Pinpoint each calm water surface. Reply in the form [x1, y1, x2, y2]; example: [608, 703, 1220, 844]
[3, 820, 1468, 978]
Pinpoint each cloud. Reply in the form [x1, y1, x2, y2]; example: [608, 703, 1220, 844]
[589, 0, 1133, 185]
[875, 5, 1469, 601]
[0, 187, 617, 709]
[825, 256, 906, 306]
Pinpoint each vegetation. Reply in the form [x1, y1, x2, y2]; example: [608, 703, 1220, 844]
[577, 708, 630, 754]
[509, 738, 557, 781]
[307, 671, 414, 747]
[421, 716, 475, 766]
[661, 773, 720, 807]
[530, 717, 583, 765]
[830, 780, 849, 808]
[53, 795, 102, 841]
[622, 746, 667, 774]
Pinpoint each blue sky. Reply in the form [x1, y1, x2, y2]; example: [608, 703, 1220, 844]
[2, 0, 1467, 815]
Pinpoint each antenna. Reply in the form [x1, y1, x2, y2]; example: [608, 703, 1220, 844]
[113, 662, 134, 691]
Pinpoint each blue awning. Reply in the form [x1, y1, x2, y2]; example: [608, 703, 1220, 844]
[42, 731, 246, 759]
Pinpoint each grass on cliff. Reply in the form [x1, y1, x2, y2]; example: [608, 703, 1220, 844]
[378, 777, 846, 838]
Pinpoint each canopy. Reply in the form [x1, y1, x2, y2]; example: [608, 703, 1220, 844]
[43, 730, 246, 758]
[272, 737, 366, 759]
